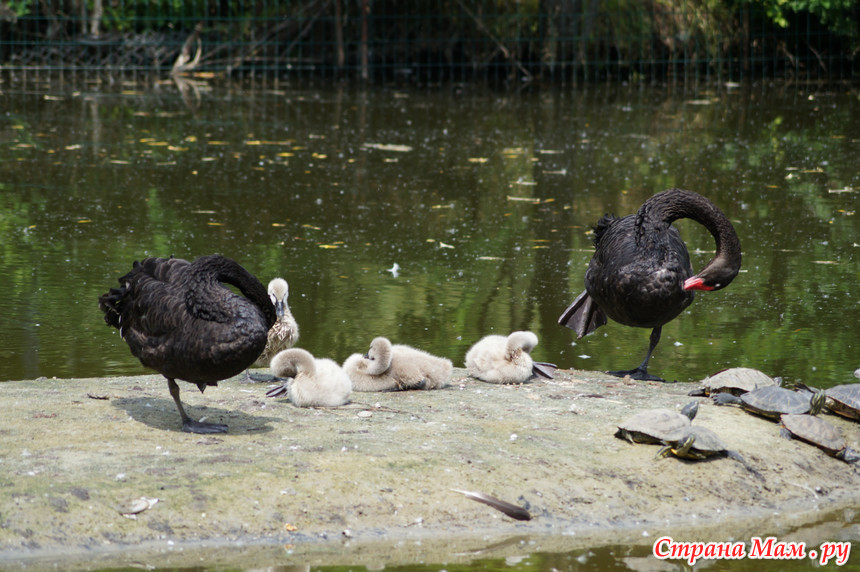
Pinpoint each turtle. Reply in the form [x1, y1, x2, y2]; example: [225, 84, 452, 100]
[824, 384, 860, 421]
[615, 401, 698, 444]
[657, 425, 735, 460]
[780, 414, 860, 463]
[713, 385, 826, 420]
[656, 425, 764, 478]
[688, 367, 778, 398]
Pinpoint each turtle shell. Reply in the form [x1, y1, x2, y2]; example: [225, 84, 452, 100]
[780, 414, 847, 456]
[665, 426, 729, 459]
[615, 408, 692, 444]
[697, 367, 777, 397]
[739, 386, 815, 419]
[825, 385, 860, 421]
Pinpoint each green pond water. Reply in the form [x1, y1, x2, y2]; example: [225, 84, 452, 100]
[1, 78, 858, 570]
[1, 79, 856, 386]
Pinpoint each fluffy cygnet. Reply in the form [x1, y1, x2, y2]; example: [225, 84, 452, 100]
[266, 348, 351, 407]
[343, 337, 452, 391]
[254, 277, 299, 368]
[465, 331, 555, 384]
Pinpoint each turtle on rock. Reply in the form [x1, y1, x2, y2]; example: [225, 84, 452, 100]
[615, 401, 698, 444]
[823, 385, 860, 421]
[713, 385, 826, 420]
[780, 414, 860, 463]
[688, 367, 778, 398]
[656, 425, 764, 478]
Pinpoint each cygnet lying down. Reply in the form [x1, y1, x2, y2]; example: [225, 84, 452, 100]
[343, 336, 452, 391]
[266, 348, 351, 407]
[465, 330, 556, 384]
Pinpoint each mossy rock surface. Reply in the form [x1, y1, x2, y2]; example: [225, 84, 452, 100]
[1, 368, 859, 569]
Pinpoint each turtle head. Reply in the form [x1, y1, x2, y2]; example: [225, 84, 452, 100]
[809, 389, 826, 416]
[681, 400, 699, 421]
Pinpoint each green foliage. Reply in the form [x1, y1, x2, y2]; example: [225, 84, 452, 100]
[743, 0, 858, 37]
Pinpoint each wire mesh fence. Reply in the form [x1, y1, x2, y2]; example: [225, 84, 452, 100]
[1, 1, 857, 83]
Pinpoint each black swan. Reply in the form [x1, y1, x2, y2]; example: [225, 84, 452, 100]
[99, 255, 276, 433]
[558, 188, 741, 382]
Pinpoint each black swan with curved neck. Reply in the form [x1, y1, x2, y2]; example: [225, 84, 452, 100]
[558, 188, 741, 382]
[99, 255, 276, 433]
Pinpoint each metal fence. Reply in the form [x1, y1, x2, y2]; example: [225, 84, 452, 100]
[1, 1, 857, 83]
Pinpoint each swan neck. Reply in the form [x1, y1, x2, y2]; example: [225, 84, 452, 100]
[637, 188, 741, 275]
[195, 255, 276, 327]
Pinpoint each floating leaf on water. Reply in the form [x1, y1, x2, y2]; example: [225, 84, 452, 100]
[109, 160, 130, 165]
[312, 153, 327, 159]
[77, 219, 92, 224]
[507, 196, 539, 203]
[467, 157, 488, 163]
[302, 224, 321, 230]
[191, 210, 216, 214]
[319, 244, 339, 249]
[362, 143, 413, 152]
[477, 256, 503, 261]
[537, 149, 563, 154]
[812, 260, 838, 265]
[277, 152, 294, 158]
[207, 141, 229, 145]
[64, 144, 82, 151]
[437, 241, 455, 249]
[207, 222, 224, 226]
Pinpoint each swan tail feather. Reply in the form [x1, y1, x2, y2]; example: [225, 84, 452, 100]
[558, 290, 607, 338]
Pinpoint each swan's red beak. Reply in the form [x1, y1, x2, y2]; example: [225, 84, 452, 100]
[683, 276, 714, 291]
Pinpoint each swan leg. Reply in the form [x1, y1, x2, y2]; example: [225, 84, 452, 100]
[167, 378, 228, 434]
[607, 327, 667, 382]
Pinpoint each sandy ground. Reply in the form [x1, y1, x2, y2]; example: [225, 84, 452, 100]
[1, 368, 859, 569]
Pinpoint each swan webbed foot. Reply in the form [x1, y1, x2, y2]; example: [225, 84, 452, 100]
[606, 367, 667, 383]
[265, 378, 292, 398]
[181, 419, 228, 434]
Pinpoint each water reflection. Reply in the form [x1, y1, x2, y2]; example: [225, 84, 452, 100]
[53, 505, 860, 571]
[0, 81, 857, 386]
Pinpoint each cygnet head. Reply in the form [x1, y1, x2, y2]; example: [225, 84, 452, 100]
[508, 331, 538, 355]
[268, 278, 290, 318]
[364, 337, 393, 375]
[270, 347, 313, 379]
